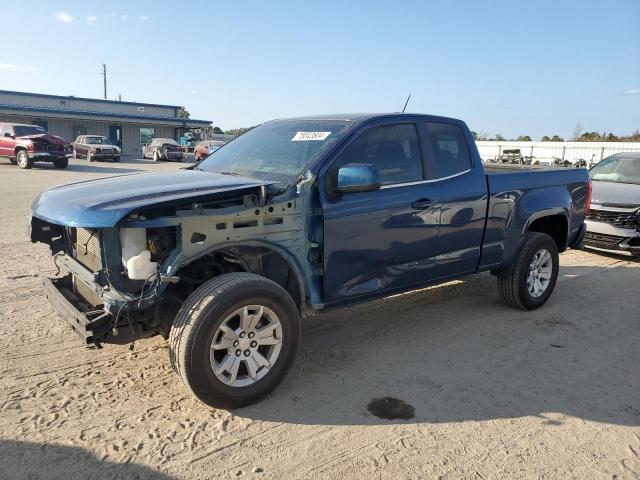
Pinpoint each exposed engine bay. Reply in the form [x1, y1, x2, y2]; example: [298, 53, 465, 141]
[31, 183, 309, 346]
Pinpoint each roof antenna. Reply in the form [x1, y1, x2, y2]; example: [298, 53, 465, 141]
[402, 94, 411, 113]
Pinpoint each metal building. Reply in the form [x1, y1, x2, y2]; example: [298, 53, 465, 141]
[0, 90, 211, 157]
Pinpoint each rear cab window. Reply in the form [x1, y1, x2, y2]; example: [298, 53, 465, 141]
[425, 122, 472, 178]
[334, 123, 424, 186]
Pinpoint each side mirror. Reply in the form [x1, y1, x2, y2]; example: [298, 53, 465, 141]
[335, 163, 381, 194]
[4, 132, 13, 138]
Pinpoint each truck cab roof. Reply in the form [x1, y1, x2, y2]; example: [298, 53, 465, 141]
[277, 112, 466, 126]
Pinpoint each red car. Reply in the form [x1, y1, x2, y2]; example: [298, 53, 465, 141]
[0, 123, 69, 169]
[194, 140, 226, 161]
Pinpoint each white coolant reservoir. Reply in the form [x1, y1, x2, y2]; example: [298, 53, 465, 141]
[119, 228, 157, 280]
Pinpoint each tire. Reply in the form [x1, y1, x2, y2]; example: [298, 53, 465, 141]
[16, 150, 33, 169]
[113, 156, 120, 162]
[169, 272, 301, 409]
[72, 148, 77, 159]
[87, 151, 94, 162]
[53, 158, 68, 169]
[153, 151, 160, 162]
[497, 232, 559, 310]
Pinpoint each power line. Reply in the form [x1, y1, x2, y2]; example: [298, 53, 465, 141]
[101, 63, 107, 100]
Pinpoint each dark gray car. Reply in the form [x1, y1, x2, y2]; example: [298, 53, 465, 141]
[585, 152, 640, 256]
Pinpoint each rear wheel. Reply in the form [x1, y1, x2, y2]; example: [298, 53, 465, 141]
[16, 150, 33, 169]
[497, 232, 559, 310]
[53, 158, 68, 169]
[169, 272, 301, 409]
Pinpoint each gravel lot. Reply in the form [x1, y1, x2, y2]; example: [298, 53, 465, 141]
[0, 157, 639, 479]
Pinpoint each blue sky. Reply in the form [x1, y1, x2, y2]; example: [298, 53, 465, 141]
[1, 0, 638, 138]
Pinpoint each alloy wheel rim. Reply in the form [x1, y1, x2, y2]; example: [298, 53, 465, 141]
[210, 305, 283, 387]
[527, 248, 553, 298]
[17, 153, 26, 167]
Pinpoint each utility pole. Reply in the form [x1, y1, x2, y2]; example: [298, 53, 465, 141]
[101, 63, 107, 100]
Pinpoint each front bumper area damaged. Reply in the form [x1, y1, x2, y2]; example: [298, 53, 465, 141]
[42, 272, 167, 346]
[42, 252, 171, 346]
[41, 274, 113, 345]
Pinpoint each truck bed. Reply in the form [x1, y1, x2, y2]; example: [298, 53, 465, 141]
[485, 163, 588, 196]
[479, 162, 590, 271]
[483, 163, 579, 174]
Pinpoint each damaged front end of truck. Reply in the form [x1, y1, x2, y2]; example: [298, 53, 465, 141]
[30, 170, 315, 347]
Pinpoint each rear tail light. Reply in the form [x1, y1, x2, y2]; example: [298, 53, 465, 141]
[585, 180, 592, 215]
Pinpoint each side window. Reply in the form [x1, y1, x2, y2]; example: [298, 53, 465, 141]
[337, 124, 423, 186]
[426, 122, 471, 178]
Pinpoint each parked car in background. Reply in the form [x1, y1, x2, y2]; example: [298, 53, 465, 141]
[194, 140, 226, 161]
[30, 113, 590, 409]
[584, 152, 640, 256]
[142, 138, 184, 162]
[0, 123, 68, 169]
[72, 135, 121, 162]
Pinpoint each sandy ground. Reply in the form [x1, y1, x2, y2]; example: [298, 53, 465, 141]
[0, 157, 639, 480]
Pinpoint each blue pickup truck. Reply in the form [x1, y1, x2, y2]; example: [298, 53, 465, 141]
[30, 113, 590, 408]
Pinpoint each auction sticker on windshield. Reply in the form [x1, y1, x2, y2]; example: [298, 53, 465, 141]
[291, 131, 332, 141]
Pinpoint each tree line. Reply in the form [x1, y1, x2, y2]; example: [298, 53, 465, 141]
[472, 127, 640, 142]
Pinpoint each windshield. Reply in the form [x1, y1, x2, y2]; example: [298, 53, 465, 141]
[85, 136, 108, 144]
[197, 119, 352, 185]
[14, 125, 47, 137]
[590, 154, 640, 185]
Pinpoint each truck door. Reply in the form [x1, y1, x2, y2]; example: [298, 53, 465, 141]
[0, 125, 13, 157]
[321, 122, 442, 304]
[423, 121, 487, 276]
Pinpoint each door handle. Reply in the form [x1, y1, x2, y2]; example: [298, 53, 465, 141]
[411, 198, 436, 210]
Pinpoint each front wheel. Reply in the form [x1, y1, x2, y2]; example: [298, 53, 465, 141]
[87, 151, 94, 162]
[497, 232, 559, 310]
[169, 273, 301, 409]
[16, 150, 33, 169]
[153, 151, 160, 162]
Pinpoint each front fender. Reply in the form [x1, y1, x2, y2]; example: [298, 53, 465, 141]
[175, 238, 308, 309]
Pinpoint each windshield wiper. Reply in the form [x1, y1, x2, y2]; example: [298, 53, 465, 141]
[218, 171, 242, 176]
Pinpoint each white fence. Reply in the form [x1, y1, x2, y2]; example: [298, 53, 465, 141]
[475, 141, 640, 164]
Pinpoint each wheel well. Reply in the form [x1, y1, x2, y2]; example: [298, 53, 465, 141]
[176, 246, 303, 309]
[528, 215, 568, 251]
[14, 146, 26, 155]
